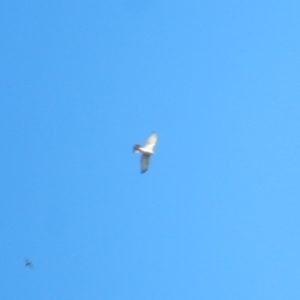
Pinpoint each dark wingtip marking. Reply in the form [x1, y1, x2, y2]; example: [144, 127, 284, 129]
[133, 144, 141, 152]
[141, 169, 147, 174]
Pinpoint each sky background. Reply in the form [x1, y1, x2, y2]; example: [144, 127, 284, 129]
[1, 1, 300, 299]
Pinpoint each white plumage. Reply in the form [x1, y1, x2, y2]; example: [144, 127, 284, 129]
[133, 132, 158, 173]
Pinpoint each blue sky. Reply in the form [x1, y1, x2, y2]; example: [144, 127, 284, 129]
[1, 1, 300, 299]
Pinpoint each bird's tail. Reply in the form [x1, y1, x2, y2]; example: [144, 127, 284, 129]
[133, 144, 141, 153]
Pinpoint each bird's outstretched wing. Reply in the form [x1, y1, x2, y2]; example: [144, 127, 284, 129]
[141, 154, 150, 173]
[143, 132, 157, 151]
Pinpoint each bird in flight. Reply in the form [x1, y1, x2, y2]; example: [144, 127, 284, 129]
[133, 132, 158, 173]
[24, 259, 33, 268]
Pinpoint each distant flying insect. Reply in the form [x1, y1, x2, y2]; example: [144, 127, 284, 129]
[133, 132, 158, 173]
[24, 259, 33, 268]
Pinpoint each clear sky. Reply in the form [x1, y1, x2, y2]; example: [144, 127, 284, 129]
[1, 1, 300, 299]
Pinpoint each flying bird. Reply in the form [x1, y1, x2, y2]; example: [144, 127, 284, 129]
[133, 132, 158, 173]
[24, 259, 33, 268]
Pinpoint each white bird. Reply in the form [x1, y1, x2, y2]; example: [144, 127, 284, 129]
[133, 132, 158, 173]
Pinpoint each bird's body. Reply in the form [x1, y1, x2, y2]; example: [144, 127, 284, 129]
[133, 146, 154, 155]
[24, 259, 33, 268]
[133, 132, 158, 173]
